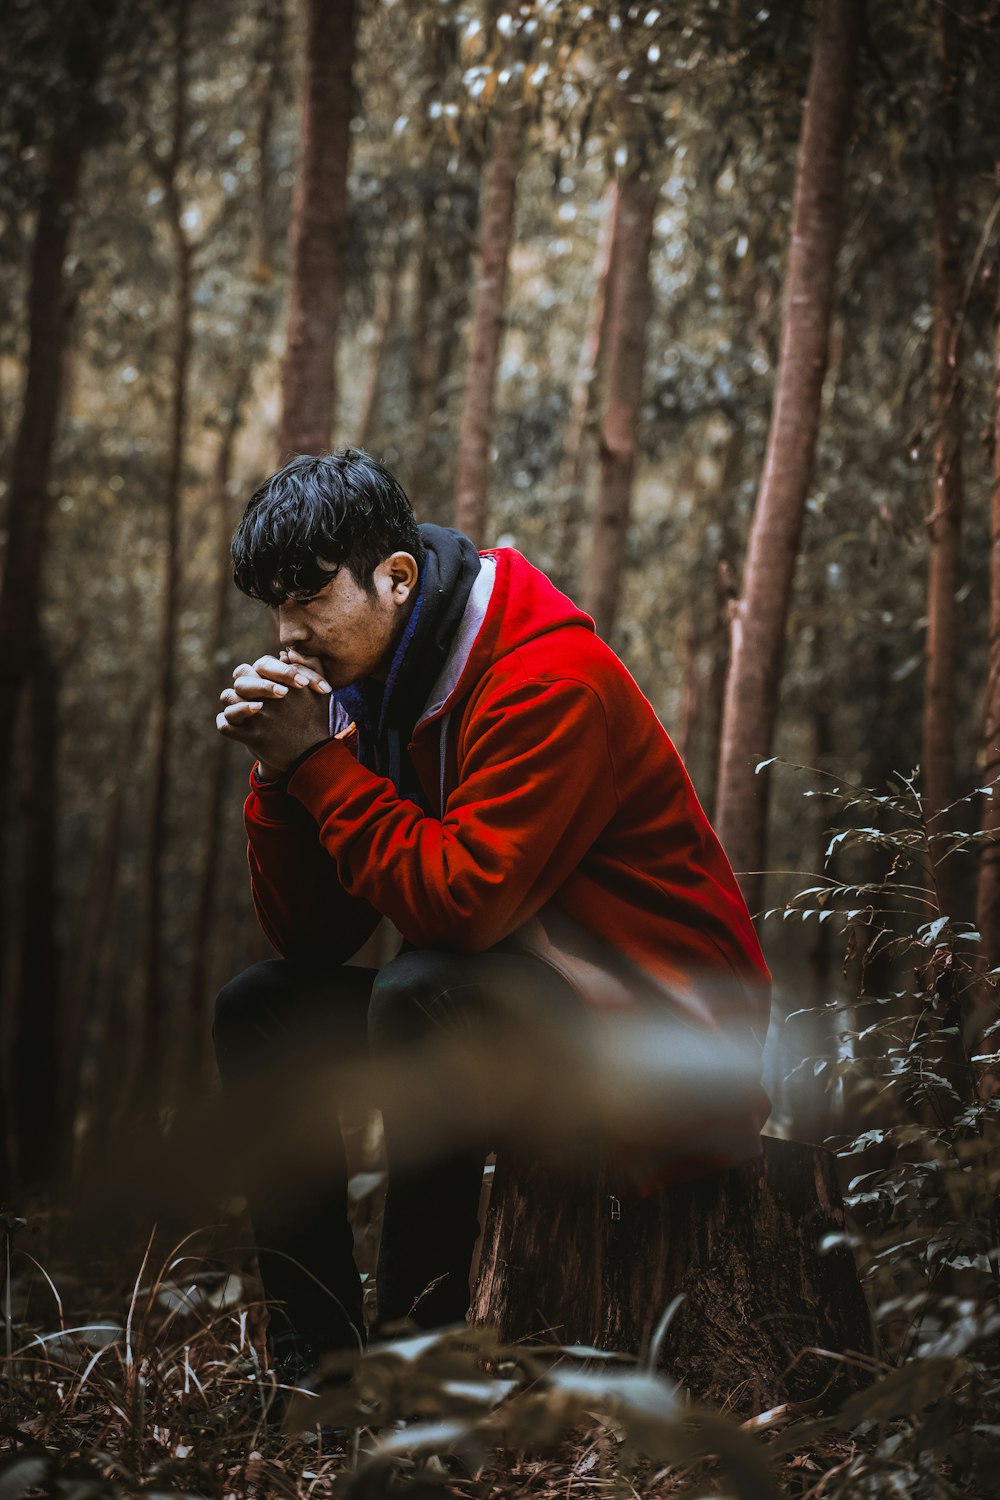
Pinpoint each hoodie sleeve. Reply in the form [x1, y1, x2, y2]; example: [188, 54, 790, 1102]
[245, 772, 381, 963]
[286, 673, 620, 954]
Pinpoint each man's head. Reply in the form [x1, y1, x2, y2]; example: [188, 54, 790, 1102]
[232, 450, 426, 686]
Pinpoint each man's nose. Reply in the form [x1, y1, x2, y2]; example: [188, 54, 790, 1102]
[276, 607, 309, 648]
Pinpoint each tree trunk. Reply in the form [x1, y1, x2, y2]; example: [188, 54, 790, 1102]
[676, 611, 700, 767]
[410, 208, 443, 453]
[356, 248, 404, 449]
[139, 0, 194, 1110]
[472, 1137, 876, 1415]
[405, 10, 478, 519]
[9, 653, 61, 1187]
[0, 0, 115, 1194]
[408, 8, 452, 452]
[555, 180, 619, 587]
[277, 0, 355, 459]
[922, 2, 964, 917]
[252, 0, 285, 282]
[701, 431, 744, 821]
[801, 576, 836, 1142]
[63, 705, 143, 1172]
[186, 1, 282, 1087]
[714, 0, 860, 916]
[581, 162, 656, 641]
[185, 411, 245, 1086]
[453, 102, 526, 545]
[977, 201, 1000, 975]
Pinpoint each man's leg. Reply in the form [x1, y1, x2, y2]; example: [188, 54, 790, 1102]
[367, 948, 580, 1333]
[213, 959, 374, 1354]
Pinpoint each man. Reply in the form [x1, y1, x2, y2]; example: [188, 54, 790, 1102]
[214, 448, 770, 1369]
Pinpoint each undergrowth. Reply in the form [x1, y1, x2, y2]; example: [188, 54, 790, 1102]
[2, 767, 999, 1497]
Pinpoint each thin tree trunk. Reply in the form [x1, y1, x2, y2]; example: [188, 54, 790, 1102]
[703, 429, 745, 820]
[676, 611, 700, 766]
[714, 0, 861, 915]
[802, 580, 836, 1142]
[10, 653, 61, 1186]
[406, 9, 478, 518]
[0, 0, 115, 1194]
[411, 214, 443, 447]
[556, 180, 619, 584]
[253, 0, 285, 282]
[139, 0, 194, 1110]
[408, 181, 479, 524]
[356, 248, 404, 449]
[922, 1, 964, 915]
[186, 384, 249, 1084]
[581, 160, 656, 640]
[977, 202, 1000, 972]
[277, 0, 355, 458]
[702, 558, 736, 821]
[64, 705, 143, 1171]
[186, 0, 283, 1086]
[409, 9, 452, 451]
[453, 101, 526, 545]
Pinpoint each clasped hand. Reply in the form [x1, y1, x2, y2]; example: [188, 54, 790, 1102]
[217, 650, 333, 780]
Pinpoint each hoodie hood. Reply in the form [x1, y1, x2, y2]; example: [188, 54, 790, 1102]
[414, 547, 597, 734]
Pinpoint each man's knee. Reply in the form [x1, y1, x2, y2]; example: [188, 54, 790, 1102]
[214, 961, 285, 1042]
[368, 949, 469, 1048]
[213, 958, 320, 1079]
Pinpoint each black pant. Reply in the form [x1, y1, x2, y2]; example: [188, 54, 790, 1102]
[213, 947, 579, 1352]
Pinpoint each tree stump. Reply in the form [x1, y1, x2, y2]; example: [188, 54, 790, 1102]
[471, 1136, 877, 1415]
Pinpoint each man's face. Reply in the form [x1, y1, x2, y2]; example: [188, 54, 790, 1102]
[274, 553, 418, 688]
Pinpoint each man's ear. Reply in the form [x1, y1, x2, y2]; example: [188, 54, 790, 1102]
[384, 550, 419, 602]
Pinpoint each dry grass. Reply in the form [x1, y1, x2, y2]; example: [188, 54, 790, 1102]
[0, 1218, 990, 1499]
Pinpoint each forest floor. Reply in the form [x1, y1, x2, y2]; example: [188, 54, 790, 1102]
[0, 1212, 983, 1499]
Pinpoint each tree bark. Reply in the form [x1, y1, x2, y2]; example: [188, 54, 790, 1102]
[405, 9, 479, 519]
[700, 431, 744, 821]
[472, 1138, 876, 1414]
[581, 161, 656, 641]
[63, 704, 143, 1172]
[185, 404, 246, 1087]
[978, 202, 1000, 975]
[139, 0, 194, 1110]
[8, 653, 61, 1187]
[922, 1, 964, 916]
[555, 180, 619, 587]
[409, 9, 454, 452]
[252, 0, 285, 282]
[186, 0, 283, 1088]
[714, 0, 860, 915]
[356, 248, 404, 449]
[453, 101, 526, 545]
[676, 610, 700, 767]
[277, 0, 355, 459]
[0, 0, 116, 1194]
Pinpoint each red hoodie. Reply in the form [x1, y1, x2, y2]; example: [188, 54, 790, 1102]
[245, 549, 771, 1176]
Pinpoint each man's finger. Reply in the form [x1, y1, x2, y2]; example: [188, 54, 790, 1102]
[284, 649, 330, 686]
[235, 655, 298, 685]
[216, 710, 243, 737]
[253, 653, 331, 693]
[225, 678, 289, 703]
[220, 700, 263, 725]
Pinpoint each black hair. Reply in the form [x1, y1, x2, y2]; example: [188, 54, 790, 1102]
[232, 449, 425, 605]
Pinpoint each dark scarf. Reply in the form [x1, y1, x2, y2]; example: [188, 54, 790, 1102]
[336, 524, 481, 808]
